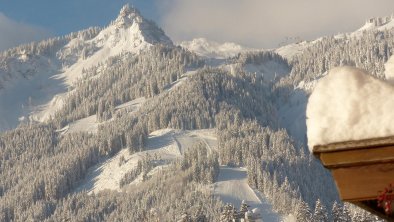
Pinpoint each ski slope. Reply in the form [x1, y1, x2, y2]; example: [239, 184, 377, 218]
[214, 166, 282, 222]
[74, 128, 217, 194]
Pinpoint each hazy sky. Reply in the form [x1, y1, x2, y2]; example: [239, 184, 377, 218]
[1, 0, 394, 51]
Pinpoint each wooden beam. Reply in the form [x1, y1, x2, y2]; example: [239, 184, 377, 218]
[313, 136, 394, 153]
[332, 163, 394, 201]
[319, 146, 394, 168]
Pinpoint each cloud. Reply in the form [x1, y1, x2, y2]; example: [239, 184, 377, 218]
[0, 13, 51, 52]
[157, 0, 394, 48]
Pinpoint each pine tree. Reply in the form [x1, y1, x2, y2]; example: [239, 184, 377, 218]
[239, 200, 249, 219]
[177, 212, 192, 222]
[340, 204, 352, 222]
[194, 207, 208, 222]
[331, 201, 342, 222]
[295, 200, 311, 222]
[311, 199, 328, 222]
[220, 204, 236, 222]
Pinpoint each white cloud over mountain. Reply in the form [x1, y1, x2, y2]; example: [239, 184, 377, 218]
[158, 0, 394, 48]
[0, 13, 51, 52]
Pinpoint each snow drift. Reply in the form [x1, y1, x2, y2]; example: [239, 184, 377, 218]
[307, 66, 394, 151]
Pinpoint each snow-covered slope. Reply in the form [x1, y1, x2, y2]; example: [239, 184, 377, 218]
[214, 166, 282, 222]
[180, 38, 256, 59]
[0, 5, 172, 131]
[74, 128, 217, 193]
[0, 55, 64, 130]
[275, 41, 311, 60]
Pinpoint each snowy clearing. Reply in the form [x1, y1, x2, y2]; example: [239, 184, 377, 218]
[74, 128, 217, 193]
[164, 70, 197, 92]
[307, 66, 394, 150]
[275, 41, 311, 60]
[66, 115, 98, 134]
[58, 97, 145, 135]
[214, 166, 282, 222]
[115, 97, 146, 111]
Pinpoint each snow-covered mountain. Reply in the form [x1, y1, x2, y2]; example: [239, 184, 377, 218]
[180, 38, 256, 59]
[0, 4, 172, 131]
[2, 5, 394, 221]
[353, 15, 394, 36]
[57, 4, 172, 86]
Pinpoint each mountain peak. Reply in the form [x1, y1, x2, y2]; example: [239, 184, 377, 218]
[108, 4, 172, 46]
[114, 4, 142, 28]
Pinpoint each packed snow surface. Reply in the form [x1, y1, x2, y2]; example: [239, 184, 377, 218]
[307, 66, 394, 150]
[214, 166, 281, 222]
[75, 128, 217, 193]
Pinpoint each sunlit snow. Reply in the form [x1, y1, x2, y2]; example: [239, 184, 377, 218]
[307, 66, 394, 150]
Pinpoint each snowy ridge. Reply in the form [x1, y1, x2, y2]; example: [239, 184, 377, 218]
[276, 15, 394, 61]
[180, 38, 256, 59]
[354, 15, 394, 35]
[56, 4, 172, 86]
[0, 4, 172, 130]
